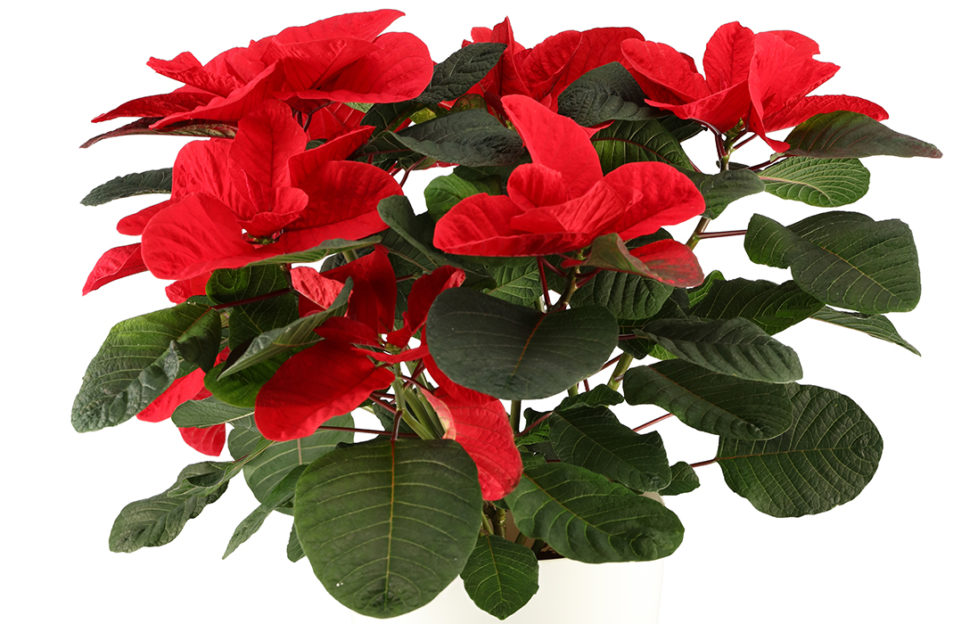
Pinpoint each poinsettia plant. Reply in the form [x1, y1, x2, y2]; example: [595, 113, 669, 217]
[73, 9, 940, 621]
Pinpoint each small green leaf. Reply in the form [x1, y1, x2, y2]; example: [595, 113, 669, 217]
[223, 504, 274, 559]
[556, 384, 624, 411]
[745, 212, 921, 314]
[461, 535, 539, 620]
[171, 397, 253, 428]
[550, 406, 672, 491]
[811, 307, 920, 355]
[659, 462, 700, 496]
[294, 439, 483, 618]
[417, 42, 507, 107]
[718, 384, 883, 517]
[505, 462, 684, 562]
[558, 62, 654, 126]
[785, 111, 942, 159]
[81, 118, 236, 148]
[287, 524, 305, 562]
[480, 258, 542, 306]
[623, 361, 793, 440]
[204, 356, 285, 408]
[81, 168, 172, 206]
[108, 463, 228, 553]
[760, 157, 870, 207]
[575, 267, 673, 321]
[207, 264, 297, 349]
[583, 233, 704, 287]
[228, 419, 353, 509]
[377, 196, 449, 269]
[424, 172, 499, 221]
[637, 317, 803, 383]
[247, 236, 382, 266]
[683, 169, 765, 219]
[689, 278, 823, 335]
[72, 303, 221, 432]
[427, 289, 619, 399]
[389, 109, 525, 167]
[592, 118, 694, 172]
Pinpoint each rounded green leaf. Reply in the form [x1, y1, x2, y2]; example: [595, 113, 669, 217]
[785, 111, 942, 159]
[550, 406, 672, 491]
[638, 317, 803, 383]
[718, 384, 883, 517]
[761, 157, 870, 207]
[427, 289, 619, 399]
[505, 462, 684, 563]
[623, 361, 793, 440]
[294, 439, 483, 618]
[461, 535, 539, 620]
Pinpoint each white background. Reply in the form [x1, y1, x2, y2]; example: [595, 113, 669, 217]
[2, 1, 972, 622]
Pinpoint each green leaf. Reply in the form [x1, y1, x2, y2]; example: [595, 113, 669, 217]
[558, 62, 654, 126]
[377, 196, 449, 268]
[108, 462, 229, 553]
[637, 317, 803, 383]
[417, 42, 507, 107]
[427, 289, 619, 399]
[247, 236, 382, 266]
[207, 264, 297, 349]
[294, 439, 483, 618]
[575, 267, 673, 321]
[591, 118, 693, 173]
[223, 504, 274, 559]
[745, 212, 921, 314]
[461, 535, 539, 620]
[228, 419, 354, 508]
[556, 384, 624, 410]
[659, 462, 700, 496]
[683, 169, 766, 219]
[393, 109, 525, 167]
[760, 157, 870, 207]
[505, 462, 684, 562]
[689, 278, 823, 335]
[623, 361, 793, 440]
[718, 384, 883, 517]
[287, 524, 305, 562]
[171, 397, 253, 428]
[204, 356, 284, 408]
[582, 233, 704, 287]
[424, 172, 499, 221]
[479, 257, 542, 305]
[550, 406, 672, 491]
[81, 168, 172, 206]
[785, 111, 942, 159]
[219, 279, 351, 377]
[72, 303, 221, 432]
[811, 307, 920, 355]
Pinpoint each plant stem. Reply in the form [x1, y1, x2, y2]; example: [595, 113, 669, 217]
[696, 229, 747, 239]
[552, 263, 581, 311]
[509, 399, 522, 432]
[537, 257, 553, 309]
[519, 411, 553, 436]
[606, 354, 633, 391]
[632, 413, 673, 432]
[689, 458, 718, 469]
[685, 216, 712, 250]
[342, 249, 359, 263]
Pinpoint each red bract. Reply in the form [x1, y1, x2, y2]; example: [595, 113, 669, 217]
[254, 249, 465, 441]
[432, 95, 704, 258]
[467, 18, 642, 117]
[622, 22, 887, 151]
[137, 101, 400, 280]
[93, 9, 432, 128]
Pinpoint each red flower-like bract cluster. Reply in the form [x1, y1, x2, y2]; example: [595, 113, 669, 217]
[84, 11, 886, 500]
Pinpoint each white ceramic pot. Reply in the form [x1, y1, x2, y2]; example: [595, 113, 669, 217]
[348, 556, 664, 623]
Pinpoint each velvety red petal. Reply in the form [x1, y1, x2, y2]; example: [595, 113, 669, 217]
[148, 51, 240, 97]
[268, 9, 404, 45]
[141, 194, 257, 280]
[289, 126, 374, 178]
[506, 163, 574, 211]
[748, 33, 839, 131]
[179, 424, 226, 456]
[236, 186, 309, 237]
[172, 139, 233, 201]
[312, 32, 433, 103]
[702, 22, 755, 92]
[517, 30, 581, 100]
[511, 176, 629, 238]
[228, 100, 308, 197]
[766, 30, 821, 57]
[307, 102, 367, 141]
[290, 267, 347, 309]
[621, 39, 710, 104]
[426, 387, 522, 500]
[153, 63, 282, 128]
[763, 94, 888, 133]
[255, 341, 394, 440]
[314, 316, 380, 346]
[165, 273, 211, 303]
[603, 162, 706, 239]
[137, 368, 207, 423]
[501, 95, 603, 194]
[322, 247, 397, 335]
[91, 91, 213, 123]
[630, 238, 705, 287]
[657, 82, 751, 132]
[291, 159, 400, 236]
[82, 243, 147, 294]
[266, 38, 374, 95]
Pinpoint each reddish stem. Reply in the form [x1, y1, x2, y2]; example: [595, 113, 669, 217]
[689, 458, 718, 469]
[697, 229, 747, 239]
[537, 257, 553, 309]
[632, 413, 673, 432]
[519, 411, 553, 436]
